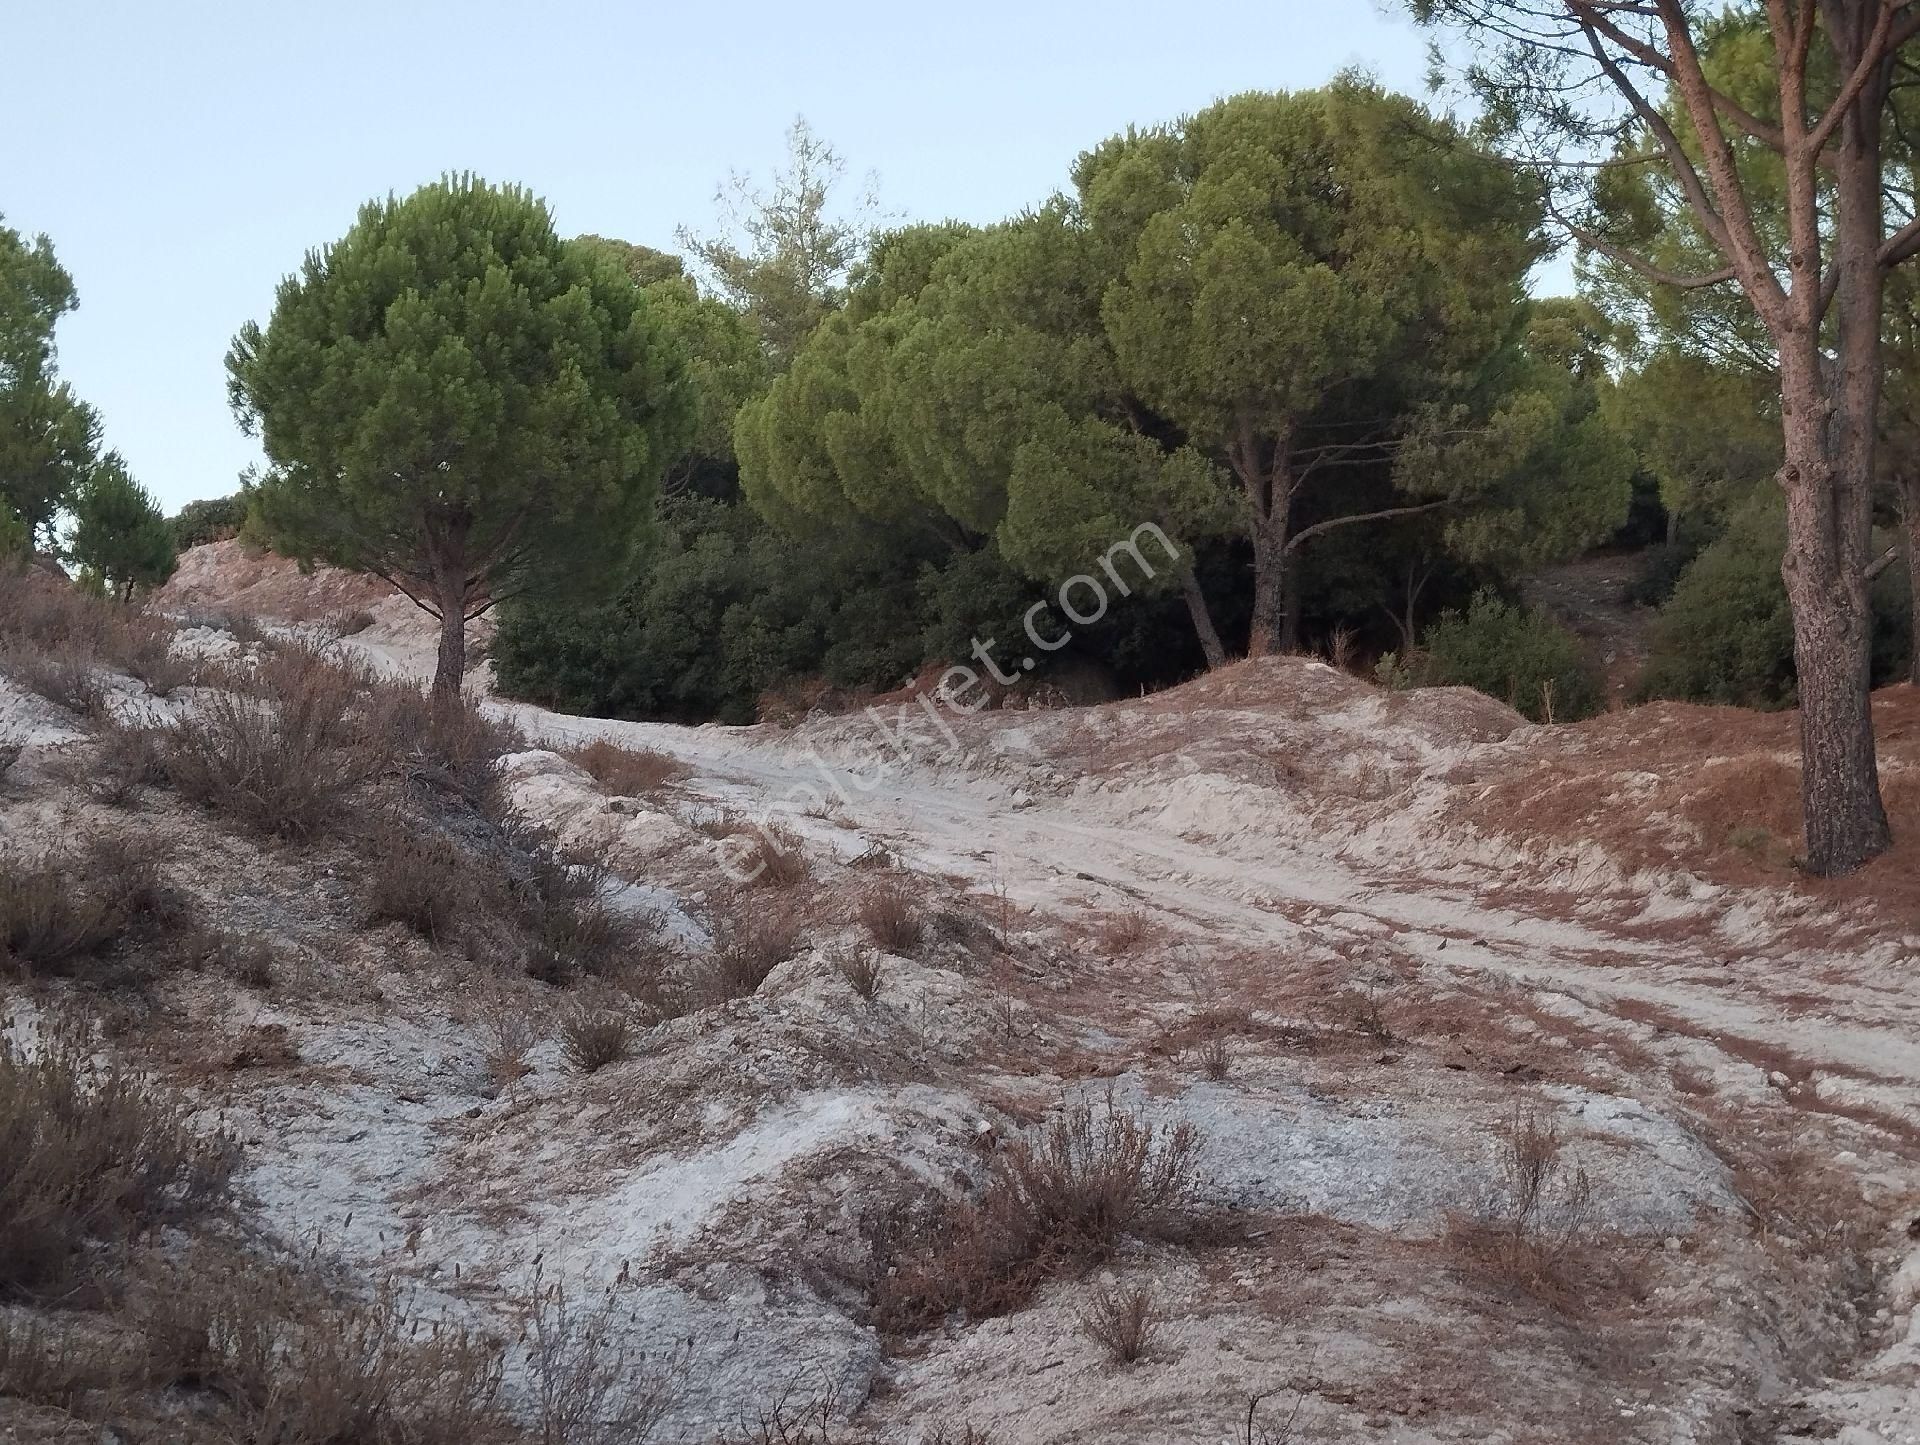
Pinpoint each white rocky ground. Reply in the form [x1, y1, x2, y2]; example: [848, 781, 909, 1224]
[5, 549, 1920, 1443]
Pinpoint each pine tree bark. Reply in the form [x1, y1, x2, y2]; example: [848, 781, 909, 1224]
[427, 518, 473, 706]
[1906, 480, 1920, 686]
[1245, 444, 1291, 658]
[1178, 564, 1228, 669]
[432, 593, 466, 705]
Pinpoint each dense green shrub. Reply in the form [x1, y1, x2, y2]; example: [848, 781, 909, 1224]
[498, 497, 1008, 722]
[167, 494, 249, 552]
[1639, 491, 1911, 708]
[1419, 591, 1603, 723]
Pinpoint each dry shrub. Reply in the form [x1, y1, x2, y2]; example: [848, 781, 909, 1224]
[364, 815, 472, 944]
[518, 1260, 681, 1444]
[358, 677, 521, 799]
[0, 643, 108, 717]
[835, 945, 883, 1002]
[560, 1005, 636, 1075]
[110, 611, 194, 697]
[0, 838, 161, 977]
[70, 715, 168, 806]
[329, 606, 376, 637]
[741, 826, 810, 889]
[876, 1102, 1201, 1328]
[0, 1311, 126, 1414]
[856, 882, 924, 955]
[166, 644, 374, 838]
[720, 1382, 848, 1445]
[1076, 1282, 1158, 1365]
[207, 929, 279, 989]
[0, 1018, 235, 1296]
[1195, 1033, 1234, 1082]
[0, 577, 192, 707]
[0, 568, 120, 653]
[130, 1246, 520, 1444]
[509, 833, 659, 987]
[479, 1006, 539, 1088]
[1094, 909, 1152, 956]
[1346, 985, 1394, 1043]
[1444, 1101, 1629, 1313]
[695, 906, 802, 1004]
[567, 738, 687, 798]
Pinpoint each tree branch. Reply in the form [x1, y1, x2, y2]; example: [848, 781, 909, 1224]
[1550, 203, 1738, 287]
[1283, 500, 1455, 554]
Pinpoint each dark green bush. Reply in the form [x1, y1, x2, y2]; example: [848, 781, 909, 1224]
[1639, 491, 1911, 708]
[1419, 591, 1603, 723]
[497, 497, 944, 723]
[167, 494, 249, 552]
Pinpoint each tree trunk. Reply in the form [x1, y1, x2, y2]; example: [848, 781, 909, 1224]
[1246, 490, 1290, 658]
[432, 592, 466, 705]
[1178, 564, 1227, 669]
[1906, 477, 1920, 687]
[1778, 339, 1890, 875]
[1277, 563, 1303, 655]
[427, 520, 473, 706]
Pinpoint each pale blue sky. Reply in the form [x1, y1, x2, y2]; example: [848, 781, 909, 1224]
[7, 0, 1510, 512]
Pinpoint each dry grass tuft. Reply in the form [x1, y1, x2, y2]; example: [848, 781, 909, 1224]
[0, 1016, 235, 1296]
[518, 1260, 682, 1443]
[560, 1004, 638, 1075]
[876, 1101, 1201, 1328]
[479, 1006, 539, 1088]
[1093, 908, 1153, 956]
[695, 906, 803, 1004]
[1076, 1282, 1159, 1365]
[364, 814, 471, 944]
[834, 945, 884, 1002]
[130, 1246, 520, 1444]
[742, 826, 811, 889]
[568, 738, 688, 798]
[1444, 1101, 1636, 1314]
[1195, 1033, 1234, 1082]
[0, 837, 163, 978]
[167, 644, 375, 838]
[856, 882, 924, 955]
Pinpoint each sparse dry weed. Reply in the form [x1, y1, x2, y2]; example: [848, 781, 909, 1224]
[568, 738, 688, 798]
[1076, 1282, 1159, 1364]
[856, 882, 924, 955]
[876, 1101, 1202, 1328]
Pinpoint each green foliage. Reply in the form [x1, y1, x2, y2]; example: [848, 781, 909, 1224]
[1640, 491, 1912, 708]
[1420, 591, 1603, 723]
[0, 216, 100, 548]
[1604, 351, 1779, 537]
[227, 175, 696, 691]
[677, 118, 879, 371]
[167, 494, 249, 552]
[67, 455, 176, 601]
[0, 501, 24, 559]
[742, 84, 1628, 660]
[493, 497, 925, 723]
